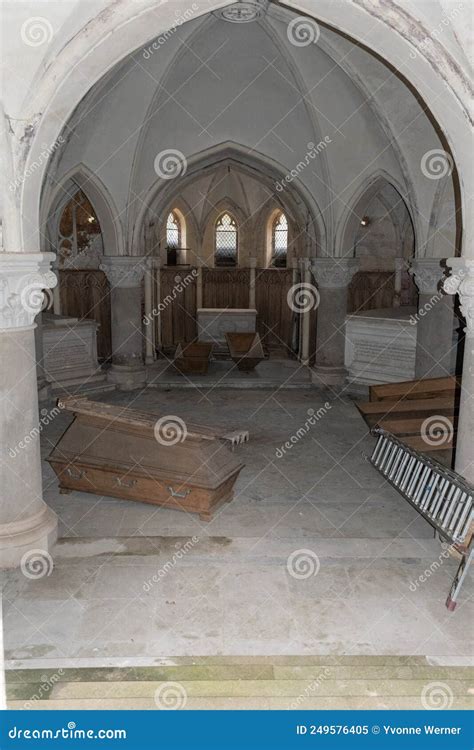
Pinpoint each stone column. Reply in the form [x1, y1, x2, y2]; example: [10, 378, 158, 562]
[52, 258, 61, 315]
[393, 257, 405, 308]
[249, 257, 257, 309]
[196, 261, 204, 310]
[311, 258, 359, 385]
[0, 253, 58, 568]
[299, 258, 312, 366]
[144, 257, 155, 365]
[100, 256, 147, 391]
[34, 313, 51, 403]
[444, 259, 474, 484]
[410, 259, 454, 378]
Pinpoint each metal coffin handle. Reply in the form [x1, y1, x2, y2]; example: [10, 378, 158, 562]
[167, 486, 191, 499]
[115, 477, 137, 488]
[66, 467, 85, 480]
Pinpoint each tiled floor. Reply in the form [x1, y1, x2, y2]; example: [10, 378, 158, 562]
[2, 388, 472, 677]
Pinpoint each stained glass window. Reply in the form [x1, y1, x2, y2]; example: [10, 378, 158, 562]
[215, 213, 237, 266]
[271, 212, 288, 267]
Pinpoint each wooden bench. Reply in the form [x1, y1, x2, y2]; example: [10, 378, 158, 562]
[370, 428, 473, 610]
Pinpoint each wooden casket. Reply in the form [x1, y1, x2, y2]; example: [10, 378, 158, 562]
[47, 397, 244, 521]
[225, 332, 265, 372]
[174, 341, 213, 375]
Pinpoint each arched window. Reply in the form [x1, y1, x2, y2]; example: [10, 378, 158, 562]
[271, 212, 288, 267]
[166, 211, 181, 249]
[215, 212, 238, 267]
[57, 189, 103, 267]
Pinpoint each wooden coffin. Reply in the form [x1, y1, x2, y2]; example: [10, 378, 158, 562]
[225, 332, 265, 372]
[47, 397, 244, 521]
[174, 341, 213, 375]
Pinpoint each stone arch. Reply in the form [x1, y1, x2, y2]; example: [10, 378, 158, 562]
[42, 165, 125, 257]
[13, 1, 469, 259]
[131, 142, 326, 260]
[336, 171, 417, 259]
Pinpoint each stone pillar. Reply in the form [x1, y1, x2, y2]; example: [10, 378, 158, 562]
[299, 258, 312, 366]
[249, 257, 257, 309]
[52, 259, 61, 315]
[196, 262, 204, 310]
[410, 259, 454, 378]
[100, 256, 147, 391]
[144, 257, 155, 365]
[0, 253, 58, 568]
[393, 257, 405, 308]
[311, 258, 359, 385]
[444, 259, 474, 484]
[34, 313, 51, 403]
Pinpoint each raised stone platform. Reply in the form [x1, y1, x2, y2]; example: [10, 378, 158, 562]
[42, 313, 106, 390]
[344, 307, 418, 386]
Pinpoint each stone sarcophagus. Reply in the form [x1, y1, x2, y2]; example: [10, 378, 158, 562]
[47, 397, 244, 520]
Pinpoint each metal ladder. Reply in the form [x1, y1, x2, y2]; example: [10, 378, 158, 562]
[370, 428, 473, 610]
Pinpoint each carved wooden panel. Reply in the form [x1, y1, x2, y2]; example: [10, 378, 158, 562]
[348, 271, 395, 313]
[203, 268, 250, 309]
[59, 270, 112, 361]
[159, 267, 197, 348]
[255, 269, 297, 354]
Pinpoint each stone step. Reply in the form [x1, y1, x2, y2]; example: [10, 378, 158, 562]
[6, 664, 474, 684]
[7, 696, 474, 710]
[10, 678, 471, 701]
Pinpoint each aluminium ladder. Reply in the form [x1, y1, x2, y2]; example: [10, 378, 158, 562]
[370, 428, 473, 611]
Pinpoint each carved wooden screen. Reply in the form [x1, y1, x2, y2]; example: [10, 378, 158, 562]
[159, 267, 197, 348]
[255, 269, 296, 354]
[59, 270, 112, 361]
[202, 268, 250, 309]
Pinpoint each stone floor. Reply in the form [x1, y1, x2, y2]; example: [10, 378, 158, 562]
[2, 386, 473, 689]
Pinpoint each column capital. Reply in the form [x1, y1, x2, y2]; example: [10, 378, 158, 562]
[311, 257, 359, 288]
[100, 256, 147, 288]
[0, 252, 57, 330]
[409, 258, 445, 295]
[444, 258, 474, 337]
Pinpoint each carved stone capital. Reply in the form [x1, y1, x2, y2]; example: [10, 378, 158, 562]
[311, 258, 359, 289]
[100, 256, 147, 288]
[0, 252, 57, 330]
[409, 259, 445, 295]
[443, 258, 474, 337]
